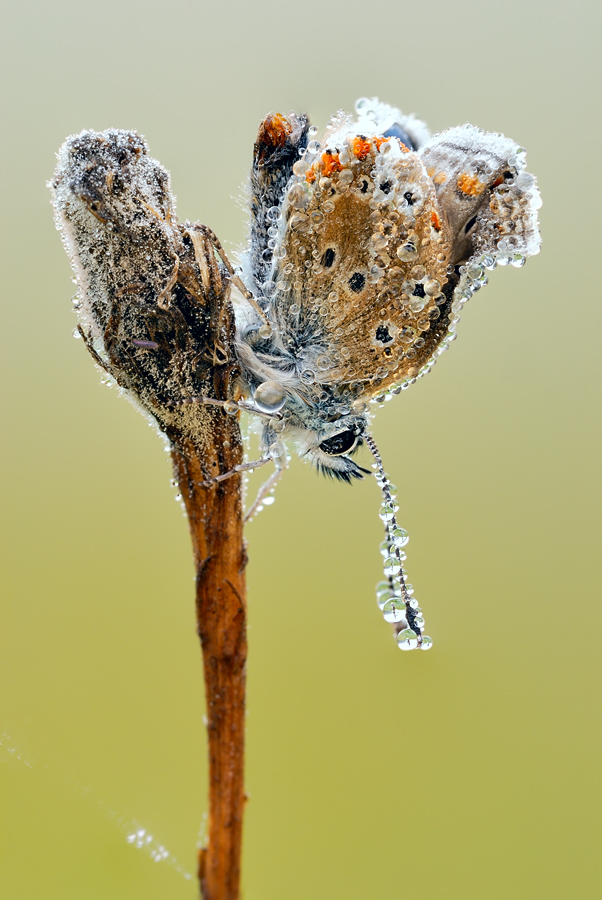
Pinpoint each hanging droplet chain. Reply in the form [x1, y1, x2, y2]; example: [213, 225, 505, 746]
[365, 435, 432, 651]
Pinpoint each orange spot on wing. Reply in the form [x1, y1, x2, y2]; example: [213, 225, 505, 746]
[305, 168, 316, 183]
[352, 136, 372, 160]
[434, 171, 448, 185]
[374, 137, 389, 150]
[321, 151, 342, 177]
[259, 114, 292, 148]
[399, 142, 410, 153]
[431, 210, 441, 231]
[457, 172, 485, 196]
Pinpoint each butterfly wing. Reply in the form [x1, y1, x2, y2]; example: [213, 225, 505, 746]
[267, 128, 453, 394]
[266, 112, 540, 398]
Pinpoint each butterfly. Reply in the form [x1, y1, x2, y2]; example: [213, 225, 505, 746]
[229, 97, 541, 649]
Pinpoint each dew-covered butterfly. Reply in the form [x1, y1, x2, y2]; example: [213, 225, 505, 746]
[232, 97, 541, 650]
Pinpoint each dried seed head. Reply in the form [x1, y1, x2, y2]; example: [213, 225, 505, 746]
[51, 129, 238, 456]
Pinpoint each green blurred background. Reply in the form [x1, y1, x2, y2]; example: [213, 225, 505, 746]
[1, 0, 600, 897]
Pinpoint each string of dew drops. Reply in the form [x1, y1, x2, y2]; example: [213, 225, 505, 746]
[365, 434, 432, 651]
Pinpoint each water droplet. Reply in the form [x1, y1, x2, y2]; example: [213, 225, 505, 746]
[263, 495, 275, 506]
[267, 206, 280, 222]
[396, 243, 418, 262]
[397, 628, 419, 651]
[389, 526, 409, 547]
[223, 401, 239, 415]
[420, 635, 433, 650]
[383, 556, 399, 576]
[254, 380, 286, 412]
[292, 159, 309, 176]
[269, 442, 285, 459]
[289, 213, 311, 234]
[72, 328, 81, 339]
[424, 279, 441, 296]
[269, 417, 285, 433]
[262, 280, 278, 297]
[382, 598, 406, 623]
[300, 369, 316, 384]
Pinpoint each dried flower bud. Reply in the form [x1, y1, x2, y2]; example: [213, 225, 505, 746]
[51, 129, 239, 459]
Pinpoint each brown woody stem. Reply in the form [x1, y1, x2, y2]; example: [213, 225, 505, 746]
[171, 422, 247, 900]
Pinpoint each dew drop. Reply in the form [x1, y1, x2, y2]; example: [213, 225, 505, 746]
[254, 381, 286, 412]
[382, 599, 406, 623]
[383, 556, 399, 576]
[379, 502, 399, 522]
[397, 628, 419, 651]
[389, 526, 409, 547]
[396, 242, 418, 262]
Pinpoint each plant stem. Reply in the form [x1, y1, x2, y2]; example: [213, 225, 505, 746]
[172, 424, 247, 900]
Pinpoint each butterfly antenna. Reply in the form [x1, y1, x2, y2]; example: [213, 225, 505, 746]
[364, 434, 432, 651]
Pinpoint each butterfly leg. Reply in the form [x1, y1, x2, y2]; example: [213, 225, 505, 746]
[244, 457, 286, 523]
[204, 455, 272, 487]
[173, 395, 283, 422]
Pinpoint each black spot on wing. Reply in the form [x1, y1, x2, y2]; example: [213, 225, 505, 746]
[349, 272, 365, 293]
[322, 248, 335, 268]
[375, 324, 393, 343]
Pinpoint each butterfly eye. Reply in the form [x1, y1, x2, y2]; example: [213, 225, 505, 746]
[318, 430, 359, 456]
